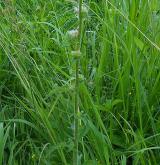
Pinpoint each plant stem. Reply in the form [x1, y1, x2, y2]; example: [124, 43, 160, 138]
[73, 0, 83, 165]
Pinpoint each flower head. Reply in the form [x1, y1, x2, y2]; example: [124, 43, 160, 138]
[74, 5, 88, 15]
[67, 29, 79, 38]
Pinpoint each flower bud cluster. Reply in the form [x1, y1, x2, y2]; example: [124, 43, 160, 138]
[67, 29, 79, 38]
[67, 2, 88, 48]
[74, 5, 88, 15]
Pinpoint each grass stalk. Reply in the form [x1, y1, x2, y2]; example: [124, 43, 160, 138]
[73, 0, 83, 164]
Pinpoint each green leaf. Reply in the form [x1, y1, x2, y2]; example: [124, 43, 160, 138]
[134, 37, 144, 50]
[0, 123, 10, 165]
[83, 160, 98, 165]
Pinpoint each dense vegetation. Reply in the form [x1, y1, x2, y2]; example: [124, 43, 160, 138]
[0, 0, 160, 164]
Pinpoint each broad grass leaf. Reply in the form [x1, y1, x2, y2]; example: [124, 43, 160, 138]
[134, 37, 144, 51]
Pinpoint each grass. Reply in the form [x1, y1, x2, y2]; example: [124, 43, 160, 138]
[0, 0, 160, 164]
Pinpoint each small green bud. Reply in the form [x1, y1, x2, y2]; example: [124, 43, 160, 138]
[71, 50, 81, 58]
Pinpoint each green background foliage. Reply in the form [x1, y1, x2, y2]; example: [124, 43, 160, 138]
[0, 0, 160, 164]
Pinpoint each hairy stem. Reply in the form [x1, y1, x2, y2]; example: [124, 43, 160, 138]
[73, 0, 83, 165]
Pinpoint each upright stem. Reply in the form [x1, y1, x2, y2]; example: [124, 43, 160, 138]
[73, 0, 83, 165]
[73, 58, 79, 165]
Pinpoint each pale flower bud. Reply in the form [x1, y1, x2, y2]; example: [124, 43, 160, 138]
[67, 29, 79, 38]
[74, 6, 79, 14]
[74, 5, 88, 15]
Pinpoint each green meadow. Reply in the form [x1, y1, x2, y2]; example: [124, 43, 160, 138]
[0, 0, 160, 164]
